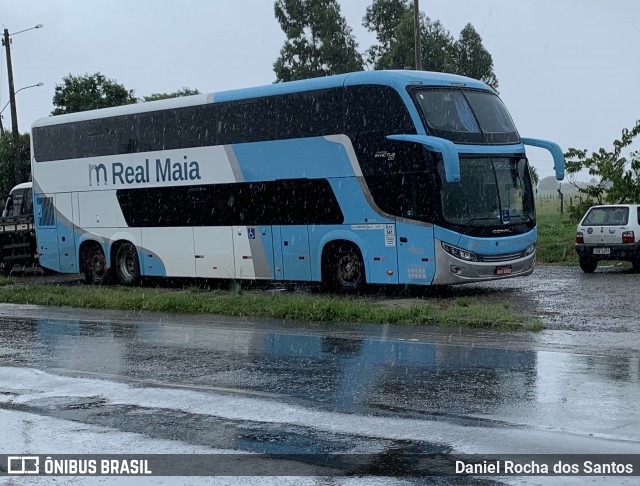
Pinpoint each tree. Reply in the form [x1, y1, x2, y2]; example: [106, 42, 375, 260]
[565, 120, 640, 204]
[362, 0, 409, 67]
[453, 24, 498, 92]
[364, 0, 454, 72]
[529, 165, 539, 188]
[273, 0, 364, 82]
[52, 73, 137, 115]
[0, 131, 30, 196]
[142, 88, 200, 102]
[364, 0, 498, 90]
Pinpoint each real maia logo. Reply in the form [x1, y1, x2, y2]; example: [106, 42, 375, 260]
[89, 156, 201, 186]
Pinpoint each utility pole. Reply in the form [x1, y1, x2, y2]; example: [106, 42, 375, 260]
[414, 0, 422, 70]
[2, 28, 22, 185]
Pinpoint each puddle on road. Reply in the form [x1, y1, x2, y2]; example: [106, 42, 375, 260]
[0, 395, 479, 479]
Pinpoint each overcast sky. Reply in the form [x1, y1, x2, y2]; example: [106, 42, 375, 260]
[3, 0, 639, 180]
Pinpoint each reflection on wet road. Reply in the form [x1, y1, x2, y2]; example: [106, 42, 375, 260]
[1, 300, 640, 477]
[20, 316, 538, 420]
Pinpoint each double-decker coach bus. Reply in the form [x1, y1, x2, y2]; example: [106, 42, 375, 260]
[31, 71, 564, 291]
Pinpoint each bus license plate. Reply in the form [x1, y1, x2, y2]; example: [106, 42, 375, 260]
[496, 265, 512, 276]
[593, 247, 610, 255]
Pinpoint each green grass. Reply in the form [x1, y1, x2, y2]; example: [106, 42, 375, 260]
[535, 199, 579, 265]
[0, 283, 542, 331]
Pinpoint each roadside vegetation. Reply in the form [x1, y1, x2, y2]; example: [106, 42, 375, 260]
[536, 117, 640, 265]
[0, 279, 541, 331]
[535, 198, 579, 265]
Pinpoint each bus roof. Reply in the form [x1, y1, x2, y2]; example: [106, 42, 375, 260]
[31, 70, 491, 129]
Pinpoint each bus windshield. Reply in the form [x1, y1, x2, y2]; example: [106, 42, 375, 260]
[437, 157, 535, 228]
[413, 88, 520, 144]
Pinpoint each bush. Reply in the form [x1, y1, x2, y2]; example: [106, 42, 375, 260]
[567, 198, 597, 223]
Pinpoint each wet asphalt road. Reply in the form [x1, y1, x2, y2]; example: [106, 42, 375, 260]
[1, 265, 640, 482]
[464, 264, 640, 333]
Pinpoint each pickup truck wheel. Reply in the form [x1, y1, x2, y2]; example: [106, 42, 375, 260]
[579, 256, 597, 273]
[115, 242, 140, 285]
[83, 245, 110, 285]
[632, 255, 640, 273]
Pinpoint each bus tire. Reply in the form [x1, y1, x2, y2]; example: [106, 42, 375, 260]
[325, 243, 365, 293]
[115, 242, 140, 285]
[579, 256, 597, 273]
[83, 244, 110, 285]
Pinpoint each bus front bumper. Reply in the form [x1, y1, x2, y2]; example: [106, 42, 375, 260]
[431, 240, 535, 285]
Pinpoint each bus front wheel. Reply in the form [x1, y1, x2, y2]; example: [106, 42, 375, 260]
[325, 243, 365, 293]
[115, 242, 140, 285]
[83, 245, 110, 285]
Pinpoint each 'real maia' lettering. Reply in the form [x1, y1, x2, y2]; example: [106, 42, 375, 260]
[89, 156, 201, 186]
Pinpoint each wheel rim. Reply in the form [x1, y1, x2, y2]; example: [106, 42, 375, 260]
[118, 245, 138, 281]
[89, 252, 106, 280]
[337, 251, 361, 286]
[118, 245, 138, 283]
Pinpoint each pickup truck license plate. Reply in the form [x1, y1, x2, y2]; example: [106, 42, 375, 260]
[496, 265, 513, 276]
[593, 247, 611, 255]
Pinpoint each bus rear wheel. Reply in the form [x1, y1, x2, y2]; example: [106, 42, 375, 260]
[83, 245, 110, 285]
[115, 242, 140, 285]
[325, 243, 365, 293]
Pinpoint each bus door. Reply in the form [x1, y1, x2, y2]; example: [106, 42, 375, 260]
[273, 226, 311, 281]
[193, 227, 235, 279]
[233, 226, 276, 280]
[55, 193, 77, 273]
[35, 193, 75, 273]
[396, 221, 436, 285]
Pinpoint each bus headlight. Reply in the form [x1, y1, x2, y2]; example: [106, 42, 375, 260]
[441, 243, 478, 262]
[524, 243, 536, 256]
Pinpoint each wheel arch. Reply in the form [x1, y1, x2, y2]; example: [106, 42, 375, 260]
[320, 237, 367, 288]
[316, 231, 368, 283]
[78, 237, 109, 275]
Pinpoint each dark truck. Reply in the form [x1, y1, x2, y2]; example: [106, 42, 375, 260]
[0, 182, 38, 275]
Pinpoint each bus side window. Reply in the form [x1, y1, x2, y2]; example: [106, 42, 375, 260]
[278, 88, 343, 139]
[344, 85, 416, 136]
[217, 98, 276, 145]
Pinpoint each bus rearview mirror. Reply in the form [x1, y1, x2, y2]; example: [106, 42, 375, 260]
[521, 138, 565, 181]
[387, 134, 460, 183]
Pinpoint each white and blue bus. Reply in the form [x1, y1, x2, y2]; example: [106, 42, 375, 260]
[31, 71, 564, 291]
